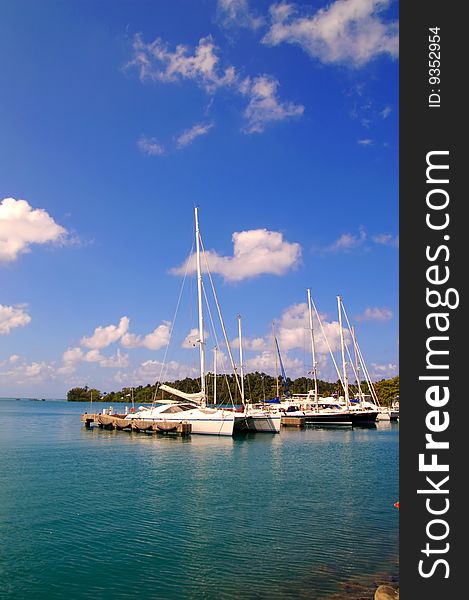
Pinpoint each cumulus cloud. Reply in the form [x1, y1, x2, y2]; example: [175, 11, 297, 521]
[60, 346, 130, 372]
[115, 358, 199, 387]
[241, 75, 304, 133]
[1, 359, 56, 383]
[231, 335, 267, 351]
[137, 136, 165, 156]
[182, 328, 201, 349]
[356, 306, 393, 322]
[121, 321, 171, 350]
[217, 0, 264, 30]
[172, 228, 301, 282]
[0, 198, 67, 262]
[263, 0, 399, 67]
[81, 317, 129, 349]
[0, 304, 32, 335]
[245, 350, 303, 376]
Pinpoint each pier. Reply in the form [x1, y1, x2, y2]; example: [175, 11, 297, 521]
[281, 416, 305, 427]
[81, 413, 192, 436]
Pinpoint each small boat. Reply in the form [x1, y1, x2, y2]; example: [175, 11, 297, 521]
[390, 397, 399, 421]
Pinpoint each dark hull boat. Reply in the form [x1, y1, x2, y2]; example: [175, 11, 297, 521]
[349, 410, 379, 425]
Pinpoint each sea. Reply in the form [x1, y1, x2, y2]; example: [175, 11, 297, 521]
[0, 399, 399, 599]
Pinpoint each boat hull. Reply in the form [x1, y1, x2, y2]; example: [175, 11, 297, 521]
[234, 412, 281, 433]
[125, 409, 235, 436]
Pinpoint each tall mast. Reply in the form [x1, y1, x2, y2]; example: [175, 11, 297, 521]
[337, 295, 349, 408]
[194, 207, 206, 402]
[307, 289, 319, 411]
[213, 347, 217, 406]
[351, 326, 363, 405]
[272, 321, 279, 398]
[237, 314, 245, 404]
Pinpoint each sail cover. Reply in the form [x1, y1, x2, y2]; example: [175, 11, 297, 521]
[159, 384, 205, 404]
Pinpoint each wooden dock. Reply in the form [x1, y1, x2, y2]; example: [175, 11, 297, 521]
[281, 416, 305, 428]
[81, 413, 192, 436]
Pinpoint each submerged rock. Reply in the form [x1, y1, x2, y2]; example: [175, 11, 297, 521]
[375, 585, 399, 599]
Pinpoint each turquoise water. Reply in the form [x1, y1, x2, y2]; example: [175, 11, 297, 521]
[0, 399, 398, 599]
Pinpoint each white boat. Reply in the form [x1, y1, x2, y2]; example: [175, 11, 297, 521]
[125, 207, 234, 436]
[390, 397, 399, 421]
[232, 314, 281, 433]
[125, 399, 235, 436]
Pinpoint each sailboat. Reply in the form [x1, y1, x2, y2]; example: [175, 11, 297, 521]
[298, 290, 354, 425]
[335, 296, 378, 424]
[125, 207, 235, 436]
[233, 314, 281, 433]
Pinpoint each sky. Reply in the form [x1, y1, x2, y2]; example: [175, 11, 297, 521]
[0, 0, 399, 398]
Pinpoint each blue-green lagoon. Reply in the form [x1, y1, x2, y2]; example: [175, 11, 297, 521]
[0, 399, 398, 599]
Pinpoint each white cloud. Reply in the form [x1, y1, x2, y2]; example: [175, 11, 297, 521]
[380, 105, 392, 118]
[274, 302, 345, 355]
[0, 304, 32, 335]
[263, 0, 399, 67]
[176, 122, 214, 148]
[172, 228, 301, 282]
[326, 227, 367, 252]
[137, 136, 165, 156]
[81, 316, 129, 349]
[242, 75, 304, 133]
[358, 138, 373, 146]
[372, 233, 399, 247]
[182, 328, 200, 349]
[115, 358, 199, 387]
[121, 321, 171, 350]
[60, 345, 130, 372]
[356, 306, 393, 322]
[245, 349, 303, 376]
[127, 35, 303, 133]
[128, 34, 237, 92]
[370, 362, 398, 378]
[217, 0, 264, 30]
[1, 360, 56, 383]
[98, 350, 130, 369]
[9, 354, 20, 363]
[0, 198, 67, 262]
[231, 335, 267, 351]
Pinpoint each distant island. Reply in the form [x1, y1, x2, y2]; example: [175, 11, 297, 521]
[67, 372, 399, 406]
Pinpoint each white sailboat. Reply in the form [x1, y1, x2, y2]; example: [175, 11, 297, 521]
[233, 314, 281, 433]
[125, 207, 235, 436]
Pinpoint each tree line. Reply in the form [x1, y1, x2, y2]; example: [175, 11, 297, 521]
[67, 373, 399, 406]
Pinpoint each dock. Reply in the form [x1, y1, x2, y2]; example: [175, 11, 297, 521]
[281, 416, 305, 427]
[81, 413, 192, 436]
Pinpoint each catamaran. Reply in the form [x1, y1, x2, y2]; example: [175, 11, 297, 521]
[125, 207, 235, 436]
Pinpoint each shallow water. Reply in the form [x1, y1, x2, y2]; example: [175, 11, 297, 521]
[0, 399, 398, 599]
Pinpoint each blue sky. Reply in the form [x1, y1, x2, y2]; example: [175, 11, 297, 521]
[0, 0, 399, 398]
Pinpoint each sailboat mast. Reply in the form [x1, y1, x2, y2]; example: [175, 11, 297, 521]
[337, 295, 349, 408]
[272, 321, 279, 398]
[194, 207, 206, 400]
[237, 314, 245, 404]
[351, 326, 363, 405]
[213, 347, 217, 406]
[307, 289, 319, 410]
